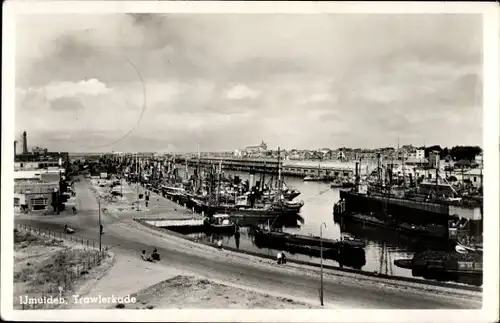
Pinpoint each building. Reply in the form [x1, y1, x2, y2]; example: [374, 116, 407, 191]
[475, 153, 483, 166]
[428, 151, 440, 169]
[408, 149, 425, 160]
[244, 141, 268, 156]
[14, 170, 61, 212]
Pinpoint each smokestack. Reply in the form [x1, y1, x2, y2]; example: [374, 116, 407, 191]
[22, 131, 28, 154]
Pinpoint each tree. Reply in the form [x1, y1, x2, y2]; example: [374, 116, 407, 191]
[424, 145, 442, 158]
[449, 146, 482, 161]
[440, 147, 449, 159]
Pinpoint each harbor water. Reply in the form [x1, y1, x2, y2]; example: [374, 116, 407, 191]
[179, 169, 442, 279]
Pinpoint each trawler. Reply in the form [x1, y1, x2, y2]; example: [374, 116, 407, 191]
[334, 153, 482, 241]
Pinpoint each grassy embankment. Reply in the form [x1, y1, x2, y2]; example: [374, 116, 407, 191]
[13, 229, 113, 310]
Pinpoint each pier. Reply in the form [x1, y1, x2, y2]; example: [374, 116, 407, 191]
[143, 217, 205, 234]
[178, 156, 358, 178]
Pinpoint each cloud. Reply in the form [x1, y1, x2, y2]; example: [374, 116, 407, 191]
[300, 93, 338, 105]
[43, 79, 110, 100]
[226, 84, 260, 100]
[49, 97, 85, 112]
[13, 14, 483, 151]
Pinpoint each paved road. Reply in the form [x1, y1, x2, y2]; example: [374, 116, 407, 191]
[14, 179, 482, 309]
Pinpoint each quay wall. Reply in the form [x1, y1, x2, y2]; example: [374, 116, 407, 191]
[339, 190, 450, 225]
[339, 191, 482, 224]
[134, 218, 482, 293]
[178, 157, 365, 178]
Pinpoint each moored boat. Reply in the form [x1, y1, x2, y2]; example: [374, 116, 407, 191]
[334, 206, 448, 239]
[394, 249, 483, 286]
[253, 238, 366, 269]
[251, 225, 365, 250]
[203, 214, 236, 234]
[283, 188, 301, 200]
[161, 185, 189, 204]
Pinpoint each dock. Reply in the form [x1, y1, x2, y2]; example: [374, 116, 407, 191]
[142, 217, 206, 234]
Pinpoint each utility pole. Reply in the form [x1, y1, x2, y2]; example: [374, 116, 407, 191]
[320, 222, 327, 306]
[98, 197, 102, 251]
[277, 147, 282, 197]
[136, 153, 140, 211]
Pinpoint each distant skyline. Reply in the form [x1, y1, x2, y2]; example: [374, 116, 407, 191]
[15, 14, 483, 153]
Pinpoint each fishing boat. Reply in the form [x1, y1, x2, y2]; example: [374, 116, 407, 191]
[330, 179, 344, 188]
[269, 198, 305, 212]
[394, 249, 482, 286]
[253, 238, 366, 269]
[335, 211, 448, 239]
[338, 155, 483, 240]
[456, 241, 483, 255]
[203, 214, 236, 234]
[283, 188, 301, 200]
[161, 185, 189, 203]
[251, 225, 365, 250]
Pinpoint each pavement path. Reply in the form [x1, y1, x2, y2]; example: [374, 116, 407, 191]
[14, 178, 482, 309]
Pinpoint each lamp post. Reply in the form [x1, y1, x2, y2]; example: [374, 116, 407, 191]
[98, 196, 102, 251]
[320, 222, 327, 306]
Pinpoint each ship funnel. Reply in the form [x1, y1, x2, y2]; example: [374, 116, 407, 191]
[355, 161, 360, 184]
[22, 131, 28, 154]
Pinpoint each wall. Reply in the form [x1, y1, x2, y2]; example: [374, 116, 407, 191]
[25, 192, 54, 210]
[14, 193, 26, 206]
[14, 162, 40, 171]
[14, 181, 59, 194]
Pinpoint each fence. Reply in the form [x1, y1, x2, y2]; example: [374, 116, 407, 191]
[16, 223, 107, 252]
[15, 224, 110, 310]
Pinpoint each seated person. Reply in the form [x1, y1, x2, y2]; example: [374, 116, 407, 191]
[277, 252, 283, 264]
[151, 248, 160, 260]
[141, 250, 149, 261]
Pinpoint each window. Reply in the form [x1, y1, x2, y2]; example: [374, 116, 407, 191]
[474, 177, 477, 182]
[31, 198, 48, 206]
[14, 197, 20, 206]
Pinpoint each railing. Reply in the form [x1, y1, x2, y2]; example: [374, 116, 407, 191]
[15, 224, 110, 310]
[16, 223, 107, 252]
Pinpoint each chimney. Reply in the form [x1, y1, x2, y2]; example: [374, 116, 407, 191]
[22, 131, 28, 154]
[14, 140, 17, 156]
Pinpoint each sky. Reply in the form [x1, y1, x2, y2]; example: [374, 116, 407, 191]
[15, 13, 483, 153]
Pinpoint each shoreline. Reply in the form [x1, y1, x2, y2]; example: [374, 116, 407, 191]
[133, 219, 482, 293]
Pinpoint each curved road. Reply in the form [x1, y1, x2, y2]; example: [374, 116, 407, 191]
[14, 179, 482, 309]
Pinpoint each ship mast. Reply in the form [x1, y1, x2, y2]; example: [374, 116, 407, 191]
[277, 147, 282, 199]
[216, 158, 222, 206]
[261, 160, 266, 192]
[194, 142, 200, 193]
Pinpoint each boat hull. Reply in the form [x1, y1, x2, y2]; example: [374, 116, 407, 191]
[251, 227, 365, 251]
[394, 258, 482, 286]
[203, 219, 236, 234]
[338, 213, 449, 239]
[339, 190, 453, 227]
[253, 238, 366, 269]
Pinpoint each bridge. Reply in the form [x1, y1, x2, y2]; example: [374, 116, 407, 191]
[177, 157, 357, 178]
